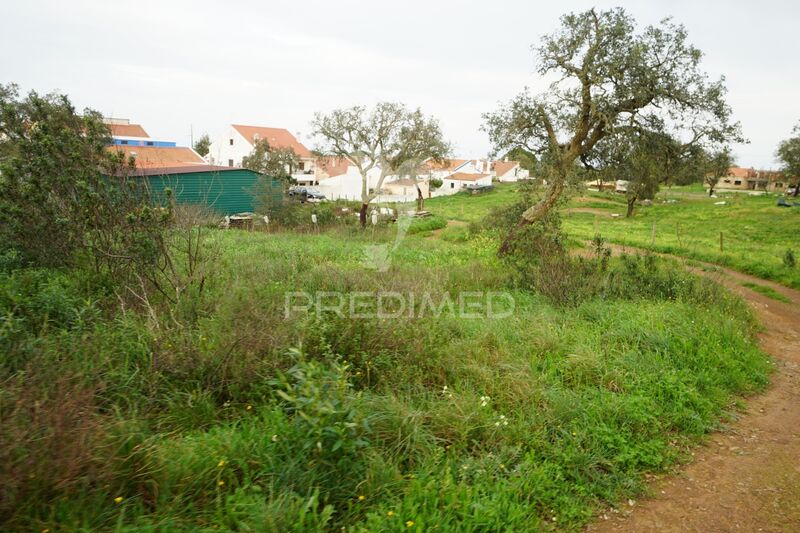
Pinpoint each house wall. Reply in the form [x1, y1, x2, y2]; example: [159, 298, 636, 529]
[207, 127, 252, 168]
[145, 169, 282, 215]
[438, 175, 492, 195]
[113, 138, 176, 147]
[316, 167, 381, 201]
[208, 127, 318, 184]
[382, 180, 429, 201]
[496, 165, 526, 182]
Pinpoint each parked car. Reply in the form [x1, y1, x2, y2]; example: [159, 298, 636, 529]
[288, 186, 326, 202]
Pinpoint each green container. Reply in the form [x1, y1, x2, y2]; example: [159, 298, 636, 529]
[140, 167, 283, 215]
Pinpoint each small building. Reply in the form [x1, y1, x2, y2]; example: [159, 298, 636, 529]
[439, 172, 492, 195]
[208, 124, 317, 185]
[133, 166, 282, 215]
[314, 156, 381, 201]
[381, 178, 429, 202]
[492, 160, 530, 182]
[109, 145, 207, 168]
[103, 118, 176, 147]
[710, 167, 790, 193]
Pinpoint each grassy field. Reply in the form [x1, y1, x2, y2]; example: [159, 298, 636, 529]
[1, 218, 772, 531]
[426, 185, 800, 288]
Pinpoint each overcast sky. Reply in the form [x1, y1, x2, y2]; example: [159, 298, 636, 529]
[1, 0, 798, 167]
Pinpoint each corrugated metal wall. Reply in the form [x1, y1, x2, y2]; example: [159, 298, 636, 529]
[145, 169, 283, 215]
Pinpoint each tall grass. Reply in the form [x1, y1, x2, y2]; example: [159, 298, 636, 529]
[0, 227, 771, 531]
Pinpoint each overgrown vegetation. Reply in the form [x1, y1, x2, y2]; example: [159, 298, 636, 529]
[0, 225, 771, 531]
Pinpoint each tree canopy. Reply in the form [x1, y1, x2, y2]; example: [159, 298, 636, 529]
[193, 133, 211, 157]
[241, 140, 300, 187]
[312, 102, 449, 225]
[0, 83, 169, 278]
[484, 7, 743, 251]
[776, 122, 800, 195]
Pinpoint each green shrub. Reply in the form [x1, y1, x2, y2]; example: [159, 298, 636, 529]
[784, 249, 796, 268]
[407, 215, 447, 235]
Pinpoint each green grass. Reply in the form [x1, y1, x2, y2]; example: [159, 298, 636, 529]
[0, 223, 772, 531]
[426, 184, 800, 289]
[426, 187, 522, 223]
[740, 281, 791, 303]
[562, 189, 800, 289]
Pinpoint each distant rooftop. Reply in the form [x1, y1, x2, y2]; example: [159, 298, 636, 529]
[232, 124, 311, 157]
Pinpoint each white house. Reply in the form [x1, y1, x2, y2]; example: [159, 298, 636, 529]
[492, 160, 530, 182]
[421, 158, 489, 181]
[380, 178, 430, 203]
[315, 157, 382, 201]
[207, 124, 317, 185]
[438, 172, 493, 195]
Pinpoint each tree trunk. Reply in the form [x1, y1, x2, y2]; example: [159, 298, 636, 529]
[498, 178, 565, 256]
[626, 196, 636, 217]
[794, 182, 799, 197]
[708, 185, 714, 196]
[416, 184, 424, 211]
[359, 203, 368, 227]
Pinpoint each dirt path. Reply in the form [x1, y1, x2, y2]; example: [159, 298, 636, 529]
[588, 248, 800, 532]
[564, 207, 620, 216]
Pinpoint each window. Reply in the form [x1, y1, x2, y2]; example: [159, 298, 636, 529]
[450, 182, 455, 189]
[228, 159, 234, 167]
[120, 140, 128, 145]
[734, 180, 741, 185]
[776, 182, 784, 188]
[146, 141, 154, 146]
[229, 138, 234, 146]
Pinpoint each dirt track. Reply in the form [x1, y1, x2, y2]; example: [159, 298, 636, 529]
[588, 250, 800, 532]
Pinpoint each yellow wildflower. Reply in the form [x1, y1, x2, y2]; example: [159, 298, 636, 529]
[217, 460, 226, 468]
[387, 511, 394, 517]
[114, 496, 124, 504]
[218, 480, 225, 487]
[246, 405, 252, 411]
[357, 494, 366, 501]
[406, 520, 415, 528]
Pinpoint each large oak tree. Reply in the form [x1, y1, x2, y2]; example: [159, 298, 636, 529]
[484, 8, 743, 252]
[312, 102, 449, 226]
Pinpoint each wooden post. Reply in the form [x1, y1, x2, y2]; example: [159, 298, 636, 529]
[720, 231, 724, 253]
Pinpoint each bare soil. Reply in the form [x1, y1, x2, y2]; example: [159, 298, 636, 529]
[588, 248, 800, 532]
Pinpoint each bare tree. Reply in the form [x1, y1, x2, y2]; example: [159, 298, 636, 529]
[312, 102, 449, 226]
[484, 8, 743, 253]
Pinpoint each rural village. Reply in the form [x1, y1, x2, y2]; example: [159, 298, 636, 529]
[1, 2, 800, 532]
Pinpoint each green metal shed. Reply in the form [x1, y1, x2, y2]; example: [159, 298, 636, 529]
[135, 165, 283, 215]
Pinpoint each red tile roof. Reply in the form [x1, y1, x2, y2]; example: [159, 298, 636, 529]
[316, 156, 352, 178]
[108, 123, 150, 138]
[109, 146, 206, 169]
[493, 161, 518, 177]
[232, 125, 311, 158]
[421, 158, 470, 172]
[728, 166, 757, 178]
[447, 172, 490, 182]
